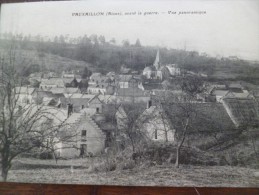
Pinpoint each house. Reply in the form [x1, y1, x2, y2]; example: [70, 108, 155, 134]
[87, 95, 103, 113]
[115, 75, 143, 89]
[57, 112, 106, 158]
[87, 84, 108, 95]
[89, 73, 108, 85]
[65, 93, 96, 112]
[15, 87, 36, 104]
[166, 64, 181, 76]
[139, 105, 175, 142]
[19, 104, 107, 158]
[228, 83, 244, 93]
[211, 90, 230, 102]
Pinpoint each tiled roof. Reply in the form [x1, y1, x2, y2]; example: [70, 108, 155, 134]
[223, 98, 259, 127]
[163, 102, 236, 132]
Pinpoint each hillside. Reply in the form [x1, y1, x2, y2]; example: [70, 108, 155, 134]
[0, 48, 92, 75]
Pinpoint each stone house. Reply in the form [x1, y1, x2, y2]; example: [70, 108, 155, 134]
[57, 112, 106, 158]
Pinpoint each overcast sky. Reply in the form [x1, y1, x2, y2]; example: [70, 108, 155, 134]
[0, 0, 259, 60]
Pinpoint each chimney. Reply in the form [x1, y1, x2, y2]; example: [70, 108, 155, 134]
[147, 100, 152, 109]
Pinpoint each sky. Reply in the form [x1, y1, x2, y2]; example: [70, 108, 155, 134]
[0, 0, 259, 60]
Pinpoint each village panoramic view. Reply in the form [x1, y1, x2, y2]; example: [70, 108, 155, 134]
[0, 32, 258, 186]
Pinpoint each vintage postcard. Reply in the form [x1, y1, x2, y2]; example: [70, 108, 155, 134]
[0, 0, 258, 187]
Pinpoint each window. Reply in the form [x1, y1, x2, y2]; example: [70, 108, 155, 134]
[80, 144, 87, 156]
[82, 105, 85, 109]
[81, 130, 87, 141]
[81, 130, 86, 136]
[155, 129, 158, 139]
[96, 107, 99, 113]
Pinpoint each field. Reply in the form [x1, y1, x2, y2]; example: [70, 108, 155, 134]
[6, 158, 259, 187]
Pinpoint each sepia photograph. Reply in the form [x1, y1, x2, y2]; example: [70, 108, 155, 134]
[0, 0, 259, 188]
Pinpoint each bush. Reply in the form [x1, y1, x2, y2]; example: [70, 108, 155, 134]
[39, 151, 53, 160]
[132, 143, 220, 166]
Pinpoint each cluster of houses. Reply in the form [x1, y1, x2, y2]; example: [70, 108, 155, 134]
[13, 51, 259, 158]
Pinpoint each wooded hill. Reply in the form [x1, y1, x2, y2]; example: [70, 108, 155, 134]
[1, 34, 259, 84]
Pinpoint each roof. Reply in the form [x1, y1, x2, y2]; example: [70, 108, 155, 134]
[40, 78, 65, 87]
[159, 66, 170, 73]
[116, 88, 146, 97]
[62, 78, 76, 84]
[42, 97, 56, 106]
[69, 93, 85, 99]
[47, 87, 80, 95]
[212, 90, 229, 96]
[15, 87, 36, 95]
[143, 66, 156, 72]
[106, 72, 115, 76]
[228, 83, 243, 89]
[116, 75, 133, 82]
[34, 90, 55, 97]
[118, 103, 147, 119]
[226, 92, 251, 99]
[29, 72, 43, 78]
[223, 98, 259, 127]
[142, 83, 162, 91]
[163, 102, 236, 132]
[88, 95, 102, 104]
[91, 73, 102, 78]
[166, 64, 178, 68]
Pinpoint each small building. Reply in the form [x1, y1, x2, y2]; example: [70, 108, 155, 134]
[211, 90, 230, 102]
[115, 75, 143, 89]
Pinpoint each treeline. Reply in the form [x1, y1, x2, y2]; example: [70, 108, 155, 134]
[1, 33, 258, 79]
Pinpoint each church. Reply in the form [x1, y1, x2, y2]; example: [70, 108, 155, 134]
[143, 50, 181, 80]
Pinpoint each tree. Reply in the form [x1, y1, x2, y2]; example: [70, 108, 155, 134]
[159, 75, 206, 167]
[0, 46, 73, 181]
[81, 67, 92, 79]
[116, 103, 149, 153]
[135, 39, 141, 47]
[122, 40, 130, 47]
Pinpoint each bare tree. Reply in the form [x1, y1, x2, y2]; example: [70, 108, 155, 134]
[0, 45, 75, 181]
[159, 75, 205, 168]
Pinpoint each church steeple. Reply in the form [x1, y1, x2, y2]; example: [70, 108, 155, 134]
[153, 50, 161, 70]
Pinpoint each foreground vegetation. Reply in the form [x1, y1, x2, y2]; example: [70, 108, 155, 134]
[7, 158, 259, 187]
